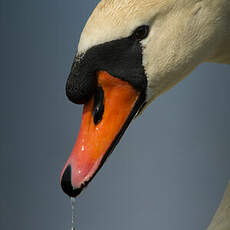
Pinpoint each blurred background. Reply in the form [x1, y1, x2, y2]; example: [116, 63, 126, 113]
[1, 1, 230, 230]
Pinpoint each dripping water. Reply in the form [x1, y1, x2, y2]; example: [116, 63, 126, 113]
[71, 197, 77, 230]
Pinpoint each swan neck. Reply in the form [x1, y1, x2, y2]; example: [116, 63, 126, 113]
[206, 0, 230, 65]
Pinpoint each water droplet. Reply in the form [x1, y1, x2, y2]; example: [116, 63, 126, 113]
[71, 197, 77, 230]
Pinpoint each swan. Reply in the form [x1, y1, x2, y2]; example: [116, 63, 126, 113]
[60, 0, 230, 229]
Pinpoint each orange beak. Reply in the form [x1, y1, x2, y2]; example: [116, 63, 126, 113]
[61, 71, 144, 197]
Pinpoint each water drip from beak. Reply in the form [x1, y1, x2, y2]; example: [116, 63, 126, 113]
[71, 197, 77, 230]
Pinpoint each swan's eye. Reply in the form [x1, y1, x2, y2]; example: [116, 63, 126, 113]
[132, 25, 149, 41]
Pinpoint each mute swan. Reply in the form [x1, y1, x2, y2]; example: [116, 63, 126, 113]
[60, 0, 230, 228]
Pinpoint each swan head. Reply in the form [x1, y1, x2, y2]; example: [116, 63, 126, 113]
[60, 0, 222, 197]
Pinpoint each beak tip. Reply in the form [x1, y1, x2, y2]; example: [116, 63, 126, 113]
[61, 164, 83, 197]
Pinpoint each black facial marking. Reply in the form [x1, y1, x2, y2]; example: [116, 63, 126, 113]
[66, 35, 147, 104]
[93, 87, 104, 125]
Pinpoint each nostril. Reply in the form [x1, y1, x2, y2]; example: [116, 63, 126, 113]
[93, 87, 104, 125]
[61, 165, 82, 197]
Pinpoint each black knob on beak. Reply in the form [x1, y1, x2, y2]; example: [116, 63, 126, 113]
[66, 55, 97, 105]
[61, 165, 82, 197]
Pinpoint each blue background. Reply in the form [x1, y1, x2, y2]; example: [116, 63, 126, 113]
[1, 1, 230, 230]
